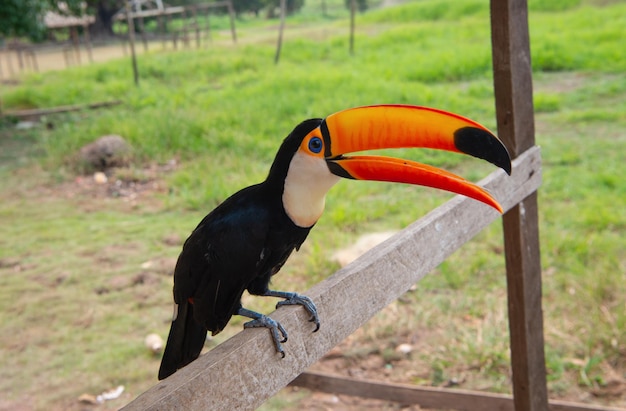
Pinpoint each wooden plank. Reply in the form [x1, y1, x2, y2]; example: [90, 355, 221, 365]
[1, 100, 123, 120]
[490, 1, 548, 411]
[290, 371, 626, 411]
[121, 147, 541, 411]
[292, 371, 514, 411]
[549, 403, 626, 411]
[119, 7, 185, 19]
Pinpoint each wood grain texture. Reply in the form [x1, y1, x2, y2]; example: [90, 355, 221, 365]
[121, 147, 541, 411]
[490, 1, 548, 410]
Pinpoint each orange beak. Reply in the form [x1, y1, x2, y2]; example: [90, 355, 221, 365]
[318, 105, 511, 212]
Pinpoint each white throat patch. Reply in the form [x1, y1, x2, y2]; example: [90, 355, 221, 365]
[282, 151, 341, 228]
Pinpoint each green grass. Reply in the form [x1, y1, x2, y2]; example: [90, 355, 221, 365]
[1, 0, 625, 409]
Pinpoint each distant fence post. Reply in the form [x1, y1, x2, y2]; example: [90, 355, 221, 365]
[275, 0, 287, 64]
[125, 2, 139, 86]
[228, 0, 238, 43]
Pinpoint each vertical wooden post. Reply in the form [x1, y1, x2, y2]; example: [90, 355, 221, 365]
[158, 12, 166, 50]
[490, 1, 548, 411]
[81, 0, 94, 63]
[83, 24, 94, 63]
[27, 50, 39, 71]
[138, 15, 148, 52]
[192, 6, 201, 48]
[71, 27, 82, 64]
[126, 3, 139, 86]
[15, 46, 25, 71]
[205, 11, 212, 45]
[274, 0, 287, 64]
[182, 9, 190, 48]
[227, 0, 237, 43]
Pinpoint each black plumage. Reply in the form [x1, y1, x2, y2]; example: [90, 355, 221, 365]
[158, 119, 321, 380]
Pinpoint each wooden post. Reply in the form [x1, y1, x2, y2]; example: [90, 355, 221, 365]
[4, 46, 16, 77]
[63, 47, 71, 66]
[26, 50, 38, 72]
[81, 0, 94, 63]
[228, 0, 237, 43]
[70, 27, 81, 64]
[490, 1, 548, 410]
[83, 24, 94, 63]
[191, 6, 201, 48]
[168, 13, 177, 50]
[15, 46, 24, 71]
[126, 3, 139, 86]
[138, 15, 148, 52]
[158, 12, 166, 50]
[182, 9, 190, 48]
[275, 0, 287, 64]
[205, 11, 212, 45]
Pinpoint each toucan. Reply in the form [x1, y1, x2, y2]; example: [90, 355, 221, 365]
[158, 104, 511, 380]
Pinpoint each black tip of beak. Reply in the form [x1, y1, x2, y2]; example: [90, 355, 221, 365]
[454, 127, 512, 175]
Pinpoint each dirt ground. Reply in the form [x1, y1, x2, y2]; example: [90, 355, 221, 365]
[1, 42, 124, 80]
[0, 35, 225, 81]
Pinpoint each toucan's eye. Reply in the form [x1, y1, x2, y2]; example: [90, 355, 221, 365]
[308, 137, 323, 153]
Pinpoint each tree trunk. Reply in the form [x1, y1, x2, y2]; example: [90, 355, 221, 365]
[90, 0, 118, 37]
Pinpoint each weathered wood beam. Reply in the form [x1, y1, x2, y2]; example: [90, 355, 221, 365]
[291, 371, 626, 411]
[490, 1, 548, 410]
[121, 147, 541, 411]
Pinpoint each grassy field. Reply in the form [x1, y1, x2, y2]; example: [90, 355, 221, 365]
[1, 0, 625, 409]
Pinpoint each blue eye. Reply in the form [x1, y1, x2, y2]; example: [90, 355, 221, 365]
[308, 137, 323, 153]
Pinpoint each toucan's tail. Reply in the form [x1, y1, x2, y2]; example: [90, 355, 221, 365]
[158, 301, 207, 380]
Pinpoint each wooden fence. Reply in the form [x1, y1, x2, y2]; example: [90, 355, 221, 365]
[120, 1, 625, 410]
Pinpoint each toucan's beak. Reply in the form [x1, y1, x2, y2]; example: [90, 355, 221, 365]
[318, 105, 511, 213]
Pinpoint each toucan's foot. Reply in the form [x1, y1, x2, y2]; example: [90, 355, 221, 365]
[266, 290, 320, 332]
[237, 307, 287, 358]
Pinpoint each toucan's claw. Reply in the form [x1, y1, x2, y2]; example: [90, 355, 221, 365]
[238, 307, 288, 356]
[276, 292, 320, 332]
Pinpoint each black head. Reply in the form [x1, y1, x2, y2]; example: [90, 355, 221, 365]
[266, 118, 323, 187]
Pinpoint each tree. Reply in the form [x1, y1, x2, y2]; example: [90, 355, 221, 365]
[0, 0, 125, 41]
[0, 0, 85, 41]
[1, 0, 48, 41]
[88, 0, 124, 37]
